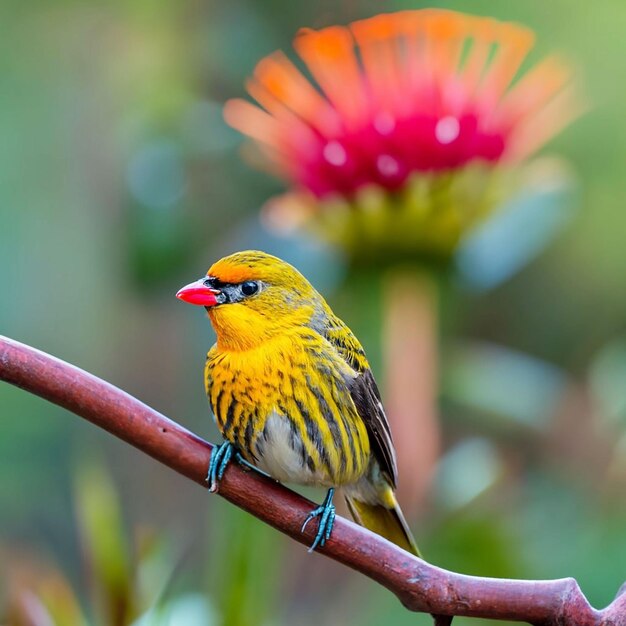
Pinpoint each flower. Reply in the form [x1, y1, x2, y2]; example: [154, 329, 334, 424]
[224, 10, 581, 261]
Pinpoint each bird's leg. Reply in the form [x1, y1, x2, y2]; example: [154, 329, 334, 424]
[207, 441, 236, 492]
[301, 488, 336, 552]
[235, 454, 266, 475]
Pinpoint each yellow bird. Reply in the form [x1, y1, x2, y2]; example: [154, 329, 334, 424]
[177, 250, 419, 555]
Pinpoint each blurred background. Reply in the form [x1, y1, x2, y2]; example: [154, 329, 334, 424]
[1, 1, 625, 625]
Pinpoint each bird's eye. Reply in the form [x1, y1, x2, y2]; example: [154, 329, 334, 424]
[241, 280, 259, 296]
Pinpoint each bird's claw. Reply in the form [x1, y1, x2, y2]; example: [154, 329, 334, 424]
[207, 441, 235, 492]
[301, 488, 335, 552]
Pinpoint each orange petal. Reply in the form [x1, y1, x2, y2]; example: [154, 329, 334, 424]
[478, 21, 535, 111]
[294, 26, 367, 129]
[252, 52, 340, 135]
[351, 13, 407, 115]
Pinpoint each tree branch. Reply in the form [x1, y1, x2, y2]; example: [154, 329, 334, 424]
[0, 335, 624, 625]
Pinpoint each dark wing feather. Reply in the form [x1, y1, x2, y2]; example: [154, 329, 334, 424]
[323, 314, 398, 487]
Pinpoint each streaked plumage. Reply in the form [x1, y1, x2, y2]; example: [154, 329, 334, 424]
[177, 250, 419, 555]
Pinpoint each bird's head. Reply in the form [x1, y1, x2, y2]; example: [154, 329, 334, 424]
[176, 251, 326, 350]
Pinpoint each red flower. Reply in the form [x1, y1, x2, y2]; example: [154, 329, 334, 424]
[224, 10, 580, 201]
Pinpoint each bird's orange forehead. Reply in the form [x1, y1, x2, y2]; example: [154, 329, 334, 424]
[206, 261, 261, 284]
[206, 250, 304, 287]
[207, 251, 276, 284]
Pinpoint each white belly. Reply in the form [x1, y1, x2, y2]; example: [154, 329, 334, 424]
[254, 411, 330, 486]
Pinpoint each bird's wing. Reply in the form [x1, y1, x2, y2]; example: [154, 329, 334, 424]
[323, 314, 398, 487]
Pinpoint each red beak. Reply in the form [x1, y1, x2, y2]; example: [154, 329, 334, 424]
[176, 279, 220, 307]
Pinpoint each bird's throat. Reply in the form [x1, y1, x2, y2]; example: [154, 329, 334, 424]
[208, 306, 273, 351]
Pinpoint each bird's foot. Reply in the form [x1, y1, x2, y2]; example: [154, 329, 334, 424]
[207, 441, 237, 492]
[207, 442, 270, 492]
[301, 488, 336, 553]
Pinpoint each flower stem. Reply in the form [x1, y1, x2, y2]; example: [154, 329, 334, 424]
[382, 267, 440, 518]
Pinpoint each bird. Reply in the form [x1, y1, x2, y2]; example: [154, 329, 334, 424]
[176, 250, 419, 555]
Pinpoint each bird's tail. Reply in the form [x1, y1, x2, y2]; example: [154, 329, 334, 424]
[345, 490, 421, 557]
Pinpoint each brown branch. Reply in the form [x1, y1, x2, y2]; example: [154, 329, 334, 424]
[0, 335, 624, 626]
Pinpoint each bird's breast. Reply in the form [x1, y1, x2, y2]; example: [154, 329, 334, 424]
[205, 332, 371, 487]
